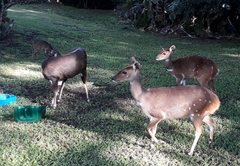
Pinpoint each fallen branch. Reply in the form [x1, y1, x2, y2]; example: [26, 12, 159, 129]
[179, 25, 196, 38]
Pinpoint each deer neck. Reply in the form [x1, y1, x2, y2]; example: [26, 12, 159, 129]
[130, 72, 146, 101]
[165, 55, 173, 72]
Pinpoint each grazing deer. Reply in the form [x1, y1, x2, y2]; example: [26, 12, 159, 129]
[32, 40, 61, 60]
[156, 45, 219, 93]
[42, 48, 89, 109]
[112, 57, 220, 155]
[49, 49, 61, 58]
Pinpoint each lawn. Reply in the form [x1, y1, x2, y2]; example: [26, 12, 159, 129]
[0, 3, 239, 166]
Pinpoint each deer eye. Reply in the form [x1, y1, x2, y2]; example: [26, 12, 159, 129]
[122, 71, 127, 74]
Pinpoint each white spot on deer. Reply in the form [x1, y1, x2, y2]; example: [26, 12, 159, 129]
[193, 104, 196, 106]
[183, 109, 186, 112]
[209, 101, 212, 103]
[189, 107, 191, 110]
[197, 114, 201, 117]
[199, 99, 202, 101]
[195, 110, 198, 112]
[191, 114, 194, 117]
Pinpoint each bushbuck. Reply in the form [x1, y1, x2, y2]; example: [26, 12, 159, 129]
[156, 45, 219, 93]
[42, 48, 89, 109]
[112, 57, 220, 155]
[32, 40, 61, 59]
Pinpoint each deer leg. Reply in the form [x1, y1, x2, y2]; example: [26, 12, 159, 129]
[180, 79, 186, 86]
[203, 115, 214, 143]
[208, 79, 216, 93]
[197, 77, 209, 90]
[189, 117, 203, 155]
[176, 76, 185, 86]
[32, 50, 38, 60]
[146, 117, 162, 143]
[51, 80, 59, 109]
[58, 81, 65, 102]
[81, 70, 90, 102]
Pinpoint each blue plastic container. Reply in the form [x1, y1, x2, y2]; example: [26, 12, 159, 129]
[0, 94, 17, 106]
[14, 106, 46, 123]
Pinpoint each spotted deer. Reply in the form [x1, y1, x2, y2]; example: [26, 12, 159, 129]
[42, 48, 89, 109]
[112, 57, 220, 155]
[156, 45, 219, 93]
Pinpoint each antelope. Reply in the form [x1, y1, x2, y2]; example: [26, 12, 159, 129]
[112, 57, 220, 155]
[32, 40, 61, 60]
[42, 48, 89, 109]
[47, 49, 61, 58]
[156, 45, 219, 93]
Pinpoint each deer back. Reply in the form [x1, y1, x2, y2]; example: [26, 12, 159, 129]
[172, 55, 219, 79]
[139, 85, 220, 120]
[33, 40, 53, 52]
[42, 48, 87, 80]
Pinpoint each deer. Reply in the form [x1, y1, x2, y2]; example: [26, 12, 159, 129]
[112, 57, 220, 155]
[42, 48, 89, 109]
[156, 45, 219, 93]
[32, 40, 61, 60]
[48, 49, 61, 58]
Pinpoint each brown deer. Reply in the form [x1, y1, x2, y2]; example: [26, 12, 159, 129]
[42, 48, 89, 109]
[49, 49, 61, 58]
[32, 40, 61, 60]
[156, 45, 219, 93]
[112, 57, 220, 155]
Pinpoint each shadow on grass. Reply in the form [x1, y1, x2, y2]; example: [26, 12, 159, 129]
[1, 53, 240, 165]
[40, 143, 131, 165]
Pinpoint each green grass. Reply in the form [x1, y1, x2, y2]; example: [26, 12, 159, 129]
[0, 3, 239, 166]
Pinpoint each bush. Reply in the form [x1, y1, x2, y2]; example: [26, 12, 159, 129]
[117, 0, 240, 37]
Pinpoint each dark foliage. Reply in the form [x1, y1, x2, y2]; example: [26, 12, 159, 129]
[60, 0, 115, 9]
[116, 0, 240, 37]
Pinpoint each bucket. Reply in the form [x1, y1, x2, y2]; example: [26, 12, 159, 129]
[14, 106, 46, 123]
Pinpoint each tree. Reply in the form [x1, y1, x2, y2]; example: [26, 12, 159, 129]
[0, 0, 47, 40]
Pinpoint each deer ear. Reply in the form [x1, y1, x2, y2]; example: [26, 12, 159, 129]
[160, 45, 164, 50]
[132, 62, 140, 70]
[170, 45, 176, 52]
[130, 57, 137, 64]
[130, 57, 140, 70]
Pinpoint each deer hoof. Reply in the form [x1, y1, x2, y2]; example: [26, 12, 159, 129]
[159, 140, 166, 144]
[151, 137, 158, 143]
[52, 104, 57, 109]
[151, 138, 166, 144]
[188, 152, 193, 156]
[209, 139, 213, 144]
